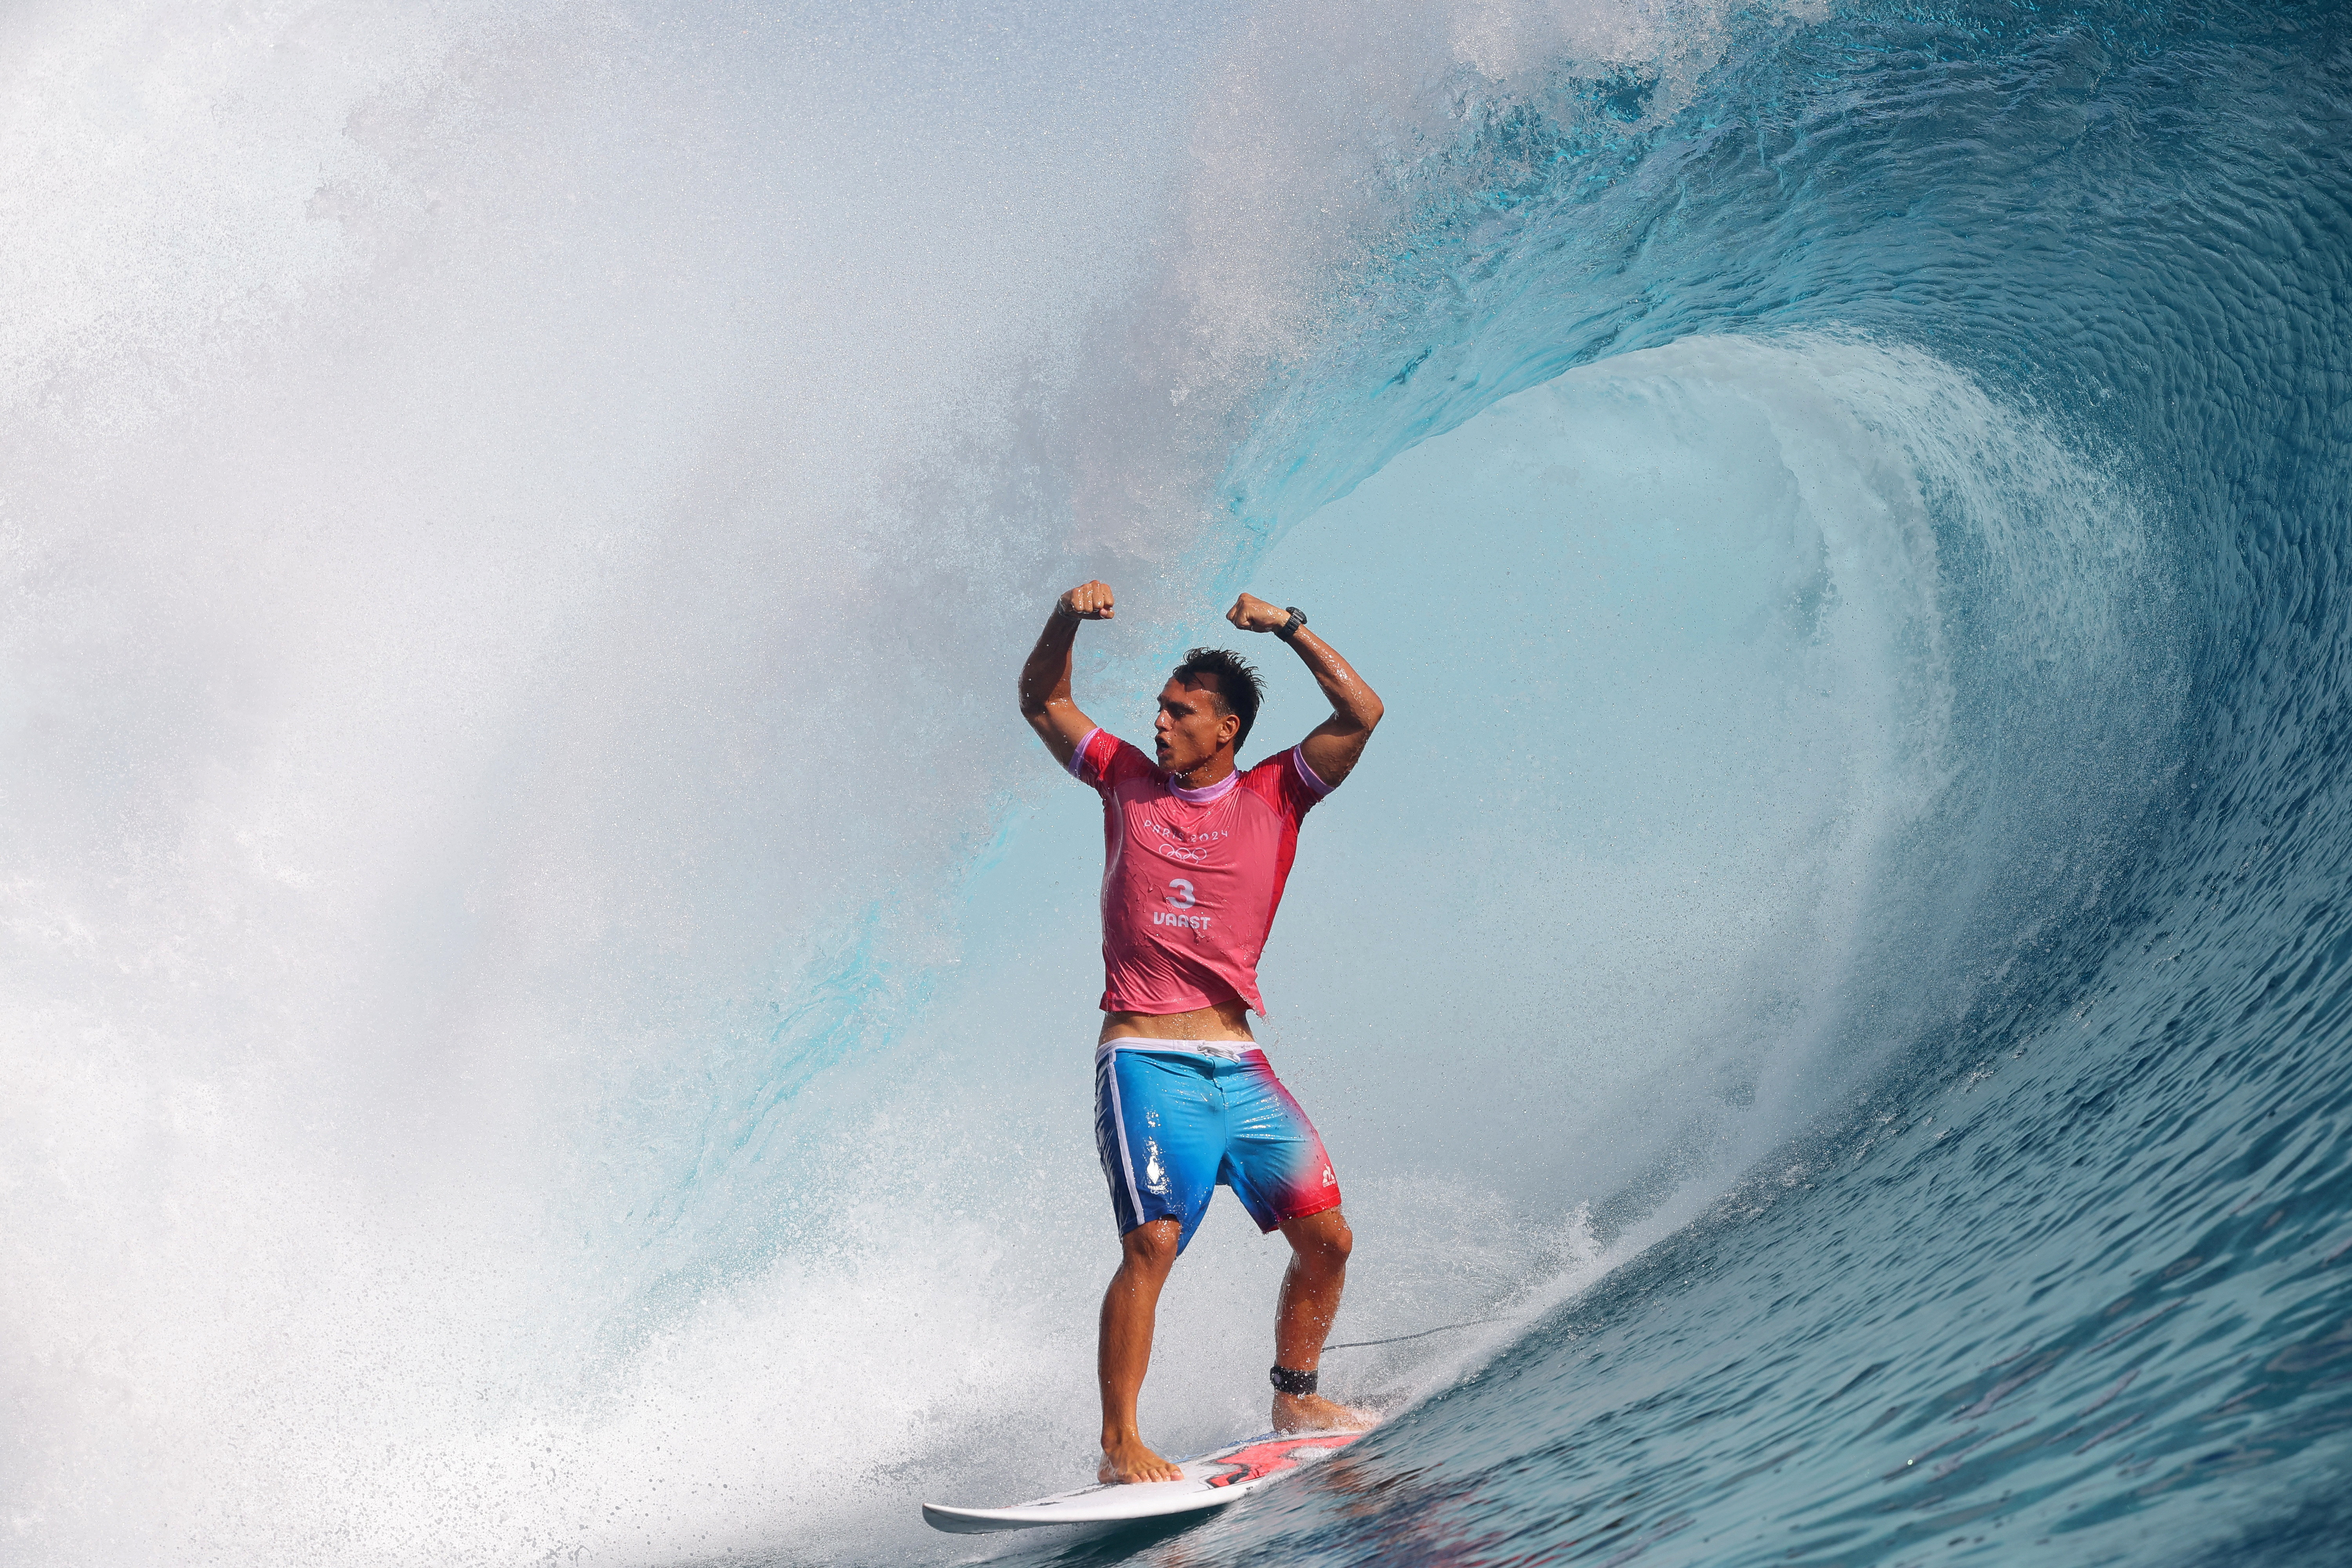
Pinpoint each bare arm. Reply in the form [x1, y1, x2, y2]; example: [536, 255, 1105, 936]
[1225, 593, 1384, 788]
[1019, 580, 1115, 770]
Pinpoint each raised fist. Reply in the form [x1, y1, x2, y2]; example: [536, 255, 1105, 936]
[1225, 592, 1289, 633]
[1058, 581, 1116, 620]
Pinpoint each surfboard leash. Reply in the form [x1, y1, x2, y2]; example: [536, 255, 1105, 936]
[1323, 1315, 1524, 1352]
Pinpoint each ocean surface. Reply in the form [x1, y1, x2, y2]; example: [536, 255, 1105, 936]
[5, 2, 2349, 1565]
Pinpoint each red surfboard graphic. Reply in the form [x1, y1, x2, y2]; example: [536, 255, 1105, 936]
[1202, 1433, 1361, 1488]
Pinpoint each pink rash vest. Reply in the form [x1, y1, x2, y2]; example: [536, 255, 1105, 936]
[1068, 727, 1334, 1015]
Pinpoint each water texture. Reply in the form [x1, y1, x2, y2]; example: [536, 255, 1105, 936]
[1058, 4, 2352, 1564]
[4, 1, 2348, 1565]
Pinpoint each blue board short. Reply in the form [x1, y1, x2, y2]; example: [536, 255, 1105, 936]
[1093, 1041, 1342, 1254]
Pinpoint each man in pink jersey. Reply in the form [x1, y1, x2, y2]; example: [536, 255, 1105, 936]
[1018, 579, 1387, 1485]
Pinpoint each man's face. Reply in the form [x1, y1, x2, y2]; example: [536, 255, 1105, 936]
[1154, 676, 1238, 777]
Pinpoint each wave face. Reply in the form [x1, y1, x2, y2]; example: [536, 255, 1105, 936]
[5, 0, 2350, 1565]
[1122, 3, 2352, 1565]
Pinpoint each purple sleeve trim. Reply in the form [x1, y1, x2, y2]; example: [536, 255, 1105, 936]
[1068, 728, 1104, 782]
[1290, 745, 1333, 797]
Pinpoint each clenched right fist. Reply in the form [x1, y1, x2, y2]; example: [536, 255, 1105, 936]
[1057, 581, 1116, 621]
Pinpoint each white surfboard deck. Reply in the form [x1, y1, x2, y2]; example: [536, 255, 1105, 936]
[920, 1429, 1365, 1534]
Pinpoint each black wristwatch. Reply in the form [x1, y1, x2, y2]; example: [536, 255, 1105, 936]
[1274, 606, 1307, 642]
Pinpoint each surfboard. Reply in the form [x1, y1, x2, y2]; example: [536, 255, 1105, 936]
[920, 1429, 1365, 1533]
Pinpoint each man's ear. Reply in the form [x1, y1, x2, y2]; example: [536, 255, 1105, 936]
[1220, 712, 1242, 748]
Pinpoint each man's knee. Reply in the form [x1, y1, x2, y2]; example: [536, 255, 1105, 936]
[1121, 1219, 1182, 1274]
[1287, 1210, 1352, 1268]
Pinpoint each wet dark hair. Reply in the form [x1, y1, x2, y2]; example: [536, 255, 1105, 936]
[1171, 647, 1265, 750]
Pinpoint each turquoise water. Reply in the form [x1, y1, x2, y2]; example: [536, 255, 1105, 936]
[1006, 4, 2352, 1564]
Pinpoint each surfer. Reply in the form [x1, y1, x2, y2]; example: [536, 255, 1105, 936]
[1019, 580, 1386, 1485]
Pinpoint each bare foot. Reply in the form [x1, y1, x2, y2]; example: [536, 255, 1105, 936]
[1272, 1390, 1380, 1434]
[1098, 1433, 1185, 1485]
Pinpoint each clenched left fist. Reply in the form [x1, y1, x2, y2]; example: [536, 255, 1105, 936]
[1225, 593, 1289, 633]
